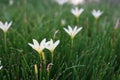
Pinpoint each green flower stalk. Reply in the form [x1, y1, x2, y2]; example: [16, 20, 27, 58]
[4, 32, 7, 52]
[64, 25, 82, 61]
[28, 39, 47, 80]
[47, 63, 53, 80]
[45, 39, 60, 80]
[91, 9, 103, 33]
[0, 21, 12, 52]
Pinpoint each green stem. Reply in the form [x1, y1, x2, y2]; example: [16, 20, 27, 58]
[94, 18, 98, 34]
[47, 71, 50, 80]
[36, 75, 38, 80]
[69, 38, 74, 63]
[51, 51, 54, 63]
[76, 17, 79, 25]
[40, 66, 42, 80]
[47, 51, 54, 80]
[94, 18, 98, 27]
[4, 32, 7, 52]
[41, 52, 46, 66]
[71, 38, 74, 49]
[39, 53, 42, 80]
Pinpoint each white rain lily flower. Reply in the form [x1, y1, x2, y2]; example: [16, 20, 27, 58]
[0, 21, 12, 33]
[92, 9, 103, 19]
[28, 39, 46, 53]
[55, 0, 68, 5]
[69, 0, 85, 6]
[45, 39, 60, 53]
[64, 25, 82, 39]
[71, 7, 84, 18]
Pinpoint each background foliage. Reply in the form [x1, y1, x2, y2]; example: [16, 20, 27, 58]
[0, 0, 120, 80]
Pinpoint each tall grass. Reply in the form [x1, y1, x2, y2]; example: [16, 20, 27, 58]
[0, 0, 120, 80]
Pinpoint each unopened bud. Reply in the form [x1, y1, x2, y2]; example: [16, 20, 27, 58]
[47, 63, 53, 72]
[61, 19, 66, 26]
[34, 64, 38, 75]
[53, 30, 59, 40]
[114, 19, 120, 30]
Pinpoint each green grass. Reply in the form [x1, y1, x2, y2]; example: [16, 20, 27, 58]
[0, 0, 120, 80]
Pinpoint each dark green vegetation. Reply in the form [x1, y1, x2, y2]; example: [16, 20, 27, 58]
[0, 0, 120, 80]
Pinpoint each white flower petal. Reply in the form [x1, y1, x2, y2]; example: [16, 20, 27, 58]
[0, 21, 3, 25]
[71, 7, 84, 17]
[55, 0, 68, 5]
[28, 43, 35, 49]
[68, 25, 73, 34]
[54, 40, 60, 48]
[64, 28, 71, 36]
[63, 25, 82, 39]
[0, 21, 12, 32]
[92, 9, 103, 19]
[73, 26, 77, 32]
[0, 66, 3, 70]
[69, 0, 85, 5]
[33, 39, 39, 48]
[75, 27, 82, 35]
[45, 39, 60, 53]
[28, 39, 46, 53]
[40, 38, 46, 50]
[7, 21, 12, 29]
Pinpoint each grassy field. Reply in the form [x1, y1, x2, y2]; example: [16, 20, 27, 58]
[0, 0, 120, 80]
